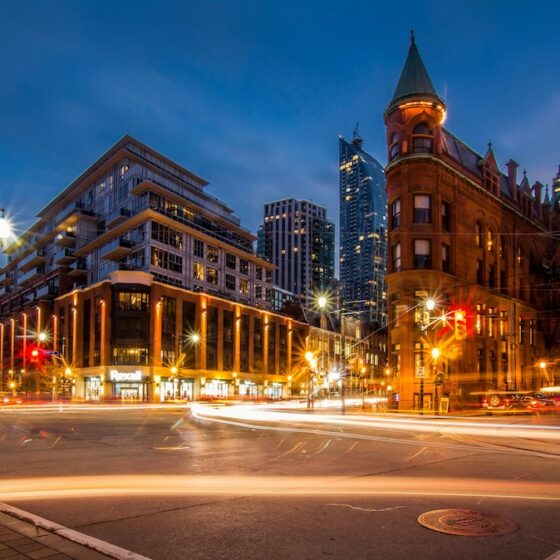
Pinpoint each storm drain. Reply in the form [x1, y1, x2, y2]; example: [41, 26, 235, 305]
[417, 508, 519, 537]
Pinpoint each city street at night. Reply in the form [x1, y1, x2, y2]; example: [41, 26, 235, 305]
[0, 403, 559, 559]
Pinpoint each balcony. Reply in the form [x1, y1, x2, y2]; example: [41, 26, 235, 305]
[55, 201, 96, 226]
[0, 271, 14, 286]
[35, 284, 59, 300]
[100, 238, 134, 261]
[54, 247, 76, 265]
[19, 265, 46, 285]
[105, 207, 132, 228]
[55, 230, 77, 247]
[19, 248, 47, 272]
[67, 258, 87, 277]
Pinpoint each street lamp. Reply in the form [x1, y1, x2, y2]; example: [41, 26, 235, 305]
[305, 351, 315, 410]
[431, 348, 440, 414]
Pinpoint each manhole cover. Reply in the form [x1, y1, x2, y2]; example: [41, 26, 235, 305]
[418, 509, 518, 537]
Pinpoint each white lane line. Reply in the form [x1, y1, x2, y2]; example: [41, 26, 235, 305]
[0, 502, 151, 560]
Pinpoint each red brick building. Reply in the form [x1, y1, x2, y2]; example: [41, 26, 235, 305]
[384, 34, 560, 411]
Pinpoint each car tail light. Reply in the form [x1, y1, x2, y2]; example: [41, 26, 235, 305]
[531, 400, 537, 406]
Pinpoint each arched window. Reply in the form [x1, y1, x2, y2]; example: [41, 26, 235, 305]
[389, 132, 400, 161]
[412, 123, 433, 154]
[475, 221, 483, 247]
[487, 229, 494, 252]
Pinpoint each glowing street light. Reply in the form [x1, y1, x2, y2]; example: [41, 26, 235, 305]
[431, 347, 440, 360]
[426, 298, 435, 311]
[38, 332, 47, 343]
[0, 209, 13, 245]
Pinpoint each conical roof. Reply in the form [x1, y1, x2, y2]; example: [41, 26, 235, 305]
[385, 32, 445, 116]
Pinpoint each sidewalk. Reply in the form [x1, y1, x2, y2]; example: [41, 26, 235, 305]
[0, 505, 149, 560]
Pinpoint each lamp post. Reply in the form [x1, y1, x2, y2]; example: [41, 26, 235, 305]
[431, 347, 440, 415]
[305, 351, 316, 410]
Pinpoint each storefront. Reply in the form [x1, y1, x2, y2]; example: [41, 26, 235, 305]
[265, 382, 283, 400]
[160, 378, 194, 401]
[201, 379, 230, 399]
[108, 370, 149, 401]
[84, 376, 103, 401]
[238, 381, 257, 398]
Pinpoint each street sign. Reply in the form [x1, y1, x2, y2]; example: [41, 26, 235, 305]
[416, 366, 425, 378]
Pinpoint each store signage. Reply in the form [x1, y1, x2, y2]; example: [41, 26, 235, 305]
[109, 370, 143, 382]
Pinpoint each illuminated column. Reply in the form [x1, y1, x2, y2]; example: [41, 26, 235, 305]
[52, 314, 58, 352]
[36, 306, 42, 336]
[287, 320, 292, 374]
[99, 300, 107, 365]
[22, 313, 27, 370]
[217, 307, 224, 371]
[199, 296, 207, 371]
[153, 299, 163, 367]
[234, 306, 241, 372]
[263, 314, 269, 375]
[10, 319, 15, 372]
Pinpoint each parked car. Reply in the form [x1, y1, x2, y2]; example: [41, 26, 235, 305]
[526, 393, 557, 412]
[481, 391, 532, 413]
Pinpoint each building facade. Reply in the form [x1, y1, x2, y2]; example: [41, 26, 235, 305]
[384, 34, 560, 411]
[0, 136, 311, 399]
[257, 198, 335, 305]
[339, 133, 387, 326]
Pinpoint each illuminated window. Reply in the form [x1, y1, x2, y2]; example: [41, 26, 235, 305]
[207, 245, 219, 263]
[206, 267, 218, 285]
[239, 278, 249, 294]
[412, 122, 432, 154]
[413, 195, 431, 223]
[475, 222, 483, 247]
[240, 259, 249, 275]
[193, 262, 204, 280]
[413, 239, 431, 269]
[487, 230, 494, 252]
[476, 304, 483, 335]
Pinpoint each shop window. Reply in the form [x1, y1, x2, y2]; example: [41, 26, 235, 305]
[413, 194, 431, 223]
[413, 239, 431, 269]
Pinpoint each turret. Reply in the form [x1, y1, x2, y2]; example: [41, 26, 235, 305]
[384, 32, 446, 163]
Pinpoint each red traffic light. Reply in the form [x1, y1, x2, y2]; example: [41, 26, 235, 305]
[454, 310, 467, 340]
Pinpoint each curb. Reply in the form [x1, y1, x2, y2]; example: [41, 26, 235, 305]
[0, 502, 151, 560]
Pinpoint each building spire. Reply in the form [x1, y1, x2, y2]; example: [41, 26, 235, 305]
[385, 33, 445, 117]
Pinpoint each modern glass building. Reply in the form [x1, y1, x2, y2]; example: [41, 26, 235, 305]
[339, 133, 387, 326]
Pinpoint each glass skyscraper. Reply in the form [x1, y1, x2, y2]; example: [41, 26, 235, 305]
[339, 133, 387, 326]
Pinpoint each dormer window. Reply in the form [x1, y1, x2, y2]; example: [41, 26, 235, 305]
[412, 122, 433, 154]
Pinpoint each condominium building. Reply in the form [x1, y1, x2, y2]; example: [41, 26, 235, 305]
[257, 198, 335, 305]
[0, 136, 313, 399]
[339, 133, 387, 326]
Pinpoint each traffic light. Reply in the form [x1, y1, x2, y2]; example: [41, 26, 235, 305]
[454, 310, 467, 340]
[29, 347, 41, 363]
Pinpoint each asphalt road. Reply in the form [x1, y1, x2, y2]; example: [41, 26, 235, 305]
[0, 404, 559, 560]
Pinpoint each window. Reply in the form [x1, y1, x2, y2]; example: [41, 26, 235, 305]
[487, 230, 494, 252]
[488, 265, 496, 289]
[240, 259, 249, 275]
[442, 201, 451, 232]
[413, 239, 431, 269]
[256, 266, 263, 280]
[193, 262, 204, 281]
[442, 244, 450, 273]
[265, 269, 272, 283]
[413, 195, 431, 223]
[391, 198, 401, 229]
[412, 122, 432, 153]
[255, 285, 262, 299]
[389, 134, 400, 161]
[151, 247, 183, 273]
[151, 222, 183, 249]
[207, 245, 219, 263]
[226, 253, 236, 270]
[392, 243, 401, 272]
[476, 260, 484, 285]
[207, 267, 218, 285]
[476, 304, 483, 335]
[225, 274, 236, 291]
[488, 307, 495, 338]
[475, 222, 483, 247]
[116, 292, 149, 311]
[240, 278, 249, 294]
[194, 239, 204, 258]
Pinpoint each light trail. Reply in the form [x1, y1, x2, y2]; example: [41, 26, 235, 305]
[191, 403, 560, 442]
[0, 475, 558, 502]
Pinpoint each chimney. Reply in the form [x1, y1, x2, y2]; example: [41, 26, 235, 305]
[533, 181, 543, 218]
[506, 159, 518, 201]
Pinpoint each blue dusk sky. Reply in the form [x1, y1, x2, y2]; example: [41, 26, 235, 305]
[1, 0, 559, 243]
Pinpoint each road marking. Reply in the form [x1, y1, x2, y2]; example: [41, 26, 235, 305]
[269, 441, 304, 461]
[0, 502, 151, 560]
[305, 439, 331, 459]
[405, 446, 428, 462]
[330, 503, 407, 512]
[49, 435, 62, 448]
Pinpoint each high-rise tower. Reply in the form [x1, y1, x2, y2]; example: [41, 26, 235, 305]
[258, 198, 334, 304]
[339, 131, 387, 326]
